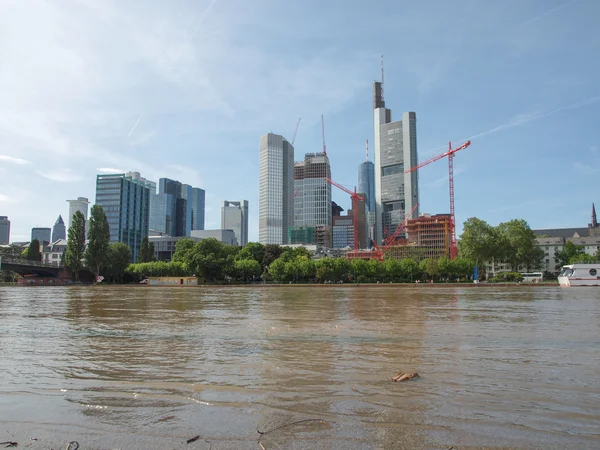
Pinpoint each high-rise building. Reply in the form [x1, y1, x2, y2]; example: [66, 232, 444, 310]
[358, 160, 376, 246]
[221, 200, 248, 246]
[31, 227, 51, 244]
[259, 133, 294, 245]
[182, 185, 205, 232]
[149, 179, 205, 236]
[332, 200, 367, 250]
[66, 197, 90, 229]
[0, 216, 10, 244]
[293, 152, 332, 247]
[373, 81, 419, 244]
[95, 171, 154, 262]
[51, 215, 66, 242]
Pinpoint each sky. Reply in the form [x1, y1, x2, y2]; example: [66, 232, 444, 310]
[1, 0, 599, 243]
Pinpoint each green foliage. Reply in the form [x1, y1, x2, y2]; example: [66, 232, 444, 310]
[126, 261, 190, 279]
[64, 211, 86, 281]
[0, 270, 18, 283]
[458, 217, 499, 265]
[25, 239, 42, 261]
[233, 258, 261, 282]
[85, 204, 110, 280]
[490, 272, 523, 283]
[569, 253, 598, 264]
[497, 219, 543, 271]
[101, 242, 131, 282]
[139, 237, 155, 263]
[555, 241, 585, 268]
[420, 258, 440, 280]
[263, 244, 285, 269]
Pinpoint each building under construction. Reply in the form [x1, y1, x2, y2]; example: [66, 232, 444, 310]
[293, 152, 332, 247]
[385, 213, 451, 261]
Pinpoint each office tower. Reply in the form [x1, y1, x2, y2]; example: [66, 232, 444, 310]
[31, 227, 51, 244]
[66, 197, 90, 229]
[293, 152, 332, 247]
[358, 159, 375, 245]
[259, 133, 294, 245]
[182, 185, 205, 232]
[0, 216, 10, 244]
[332, 198, 367, 249]
[221, 200, 248, 246]
[95, 171, 154, 262]
[373, 81, 419, 244]
[52, 215, 66, 242]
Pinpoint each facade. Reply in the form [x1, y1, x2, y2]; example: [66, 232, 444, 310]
[293, 152, 332, 247]
[149, 179, 205, 237]
[51, 215, 66, 242]
[182, 184, 206, 232]
[0, 216, 9, 244]
[31, 227, 51, 244]
[42, 239, 68, 266]
[288, 226, 316, 245]
[221, 200, 248, 246]
[333, 215, 353, 249]
[190, 229, 238, 246]
[535, 237, 565, 273]
[373, 81, 419, 244]
[259, 133, 294, 244]
[148, 235, 202, 261]
[66, 197, 90, 229]
[95, 171, 154, 263]
[358, 160, 376, 246]
[405, 213, 451, 259]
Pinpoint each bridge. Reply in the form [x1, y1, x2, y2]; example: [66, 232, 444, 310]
[0, 256, 64, 277]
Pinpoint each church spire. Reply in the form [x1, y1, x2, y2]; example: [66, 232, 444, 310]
[592, 203, 597, 228]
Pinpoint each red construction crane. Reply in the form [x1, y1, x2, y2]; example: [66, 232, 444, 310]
[325, 177, 363, 251]
[405, 140, 471, 260]
[293, 188, 300, 198]
[372, 203, 418, 261]
[291, 118, 301, 145]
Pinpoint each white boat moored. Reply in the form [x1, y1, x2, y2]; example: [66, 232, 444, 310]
[558, 264, 600, 287]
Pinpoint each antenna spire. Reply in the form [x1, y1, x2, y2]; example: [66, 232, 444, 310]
[366, 139, 369, 161]
[381, 54, 385, 103]
[321, 114, 326, 155]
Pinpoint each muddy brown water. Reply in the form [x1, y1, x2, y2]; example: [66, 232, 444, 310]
[0, 285, 599, 449]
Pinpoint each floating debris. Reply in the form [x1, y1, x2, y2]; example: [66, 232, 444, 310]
[392, 372, 419, 382]
[186, 435, 200, 444]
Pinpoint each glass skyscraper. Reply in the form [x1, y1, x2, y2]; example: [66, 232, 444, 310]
[259, 133, 294, 245]
[149, 179, 205, 236]
[182, 184, 205, 232]
[51, 215, 66, 242]
[358, 160, 376, 245]
[95, 171, 154, 262]
[221, 200, 248, 246]
[0, 216, 9, 245]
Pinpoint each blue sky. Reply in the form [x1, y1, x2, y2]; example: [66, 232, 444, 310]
[0, 0, 598, 243]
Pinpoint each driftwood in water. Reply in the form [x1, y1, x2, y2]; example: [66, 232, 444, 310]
[392, 372, 419, 382]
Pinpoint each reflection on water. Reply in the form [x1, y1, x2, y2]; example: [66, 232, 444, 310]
[0, 285, 599, 449]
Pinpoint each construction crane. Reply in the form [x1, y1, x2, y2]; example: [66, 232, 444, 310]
[291, 118, 301, 145]
[321, 115, 327, 155]
[325, 177, 363, 251]
[405, 140, 471, 260]
[372, 203, 418, 261]
[293, 188, 300, 198]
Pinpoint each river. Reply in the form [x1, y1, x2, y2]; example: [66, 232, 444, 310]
[0, 285, 599, 449]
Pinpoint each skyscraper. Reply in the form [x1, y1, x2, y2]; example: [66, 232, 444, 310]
[95, 171, 154, 262]
[358, 159, 375, 246]
[293, 152, 332, 247]
[66, 197, 90, 229]
[182, 185, 205, 232]
[259, 133, 294, 245]
[31, 227, 51, 244]
[149, 179, 205, 236]
[0, 216, 10, 244]
[373, 81, 419, 244]
[52, 215, 66, 242]
[221, 200, 248, 246]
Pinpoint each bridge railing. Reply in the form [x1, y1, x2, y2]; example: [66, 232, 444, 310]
[0, 256, 62, 268]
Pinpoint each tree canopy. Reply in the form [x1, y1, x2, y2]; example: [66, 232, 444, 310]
[85, 204, 110, 280]
[64, 211, 86, 281]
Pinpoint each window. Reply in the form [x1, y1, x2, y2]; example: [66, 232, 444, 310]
[590, 269, 597, 276]
[382, 164, 404, 176]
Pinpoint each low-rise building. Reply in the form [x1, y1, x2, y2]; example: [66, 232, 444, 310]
[148, 236, 202, 261]
[190, 229, 238, 246]
[42, 239, 68, 266]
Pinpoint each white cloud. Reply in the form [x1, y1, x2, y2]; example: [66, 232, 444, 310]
[97, 168, 124, 174]
[0, 194, 17, 204]
[0, 155, 31, 165]
[37, 170, 83, 183]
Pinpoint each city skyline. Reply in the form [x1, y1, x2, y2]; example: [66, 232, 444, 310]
[1, 1, 599, 243]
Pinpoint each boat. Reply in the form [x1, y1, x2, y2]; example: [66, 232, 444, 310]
[558, 264, 600, 287]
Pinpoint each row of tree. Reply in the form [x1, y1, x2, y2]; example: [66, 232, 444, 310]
[125, 238, 477, 284]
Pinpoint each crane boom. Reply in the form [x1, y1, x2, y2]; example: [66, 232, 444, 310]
[291, 118, 301, 145]
[383, 203, 419, 247]
[405, 141, 470, 174]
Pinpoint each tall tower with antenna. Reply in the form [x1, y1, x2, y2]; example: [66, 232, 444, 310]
[358, 139, 376, 247]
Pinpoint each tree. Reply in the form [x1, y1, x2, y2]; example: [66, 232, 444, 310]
[139, 237, 155, 263]
[25, 239, 42, 261]
[263, 244, 284, 269]
[236, 242, 265, 266]
[420, 258, 440, 281]
[555, 241, 584, 268]
[570, 253, 598, 264]
[233, 259, 261, 282]
[64, 211, 86, 281]
[85, 204, 110, 281]
[458, 217, 501, 267]
[102, 242, 131, 283]
[399, 258, 419, 282]
[173, 238, 197, 263]
[496, 219, 542, 271]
